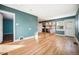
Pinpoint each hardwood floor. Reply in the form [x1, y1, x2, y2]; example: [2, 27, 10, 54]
[1, 33, 79, 55]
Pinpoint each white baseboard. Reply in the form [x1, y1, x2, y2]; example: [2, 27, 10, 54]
[23, 36, 34, 40]
[56, 34, 75, 37]
[13, 32, 39, 43]
[56, 34, 65, 36]
[14, 36, 35, 42]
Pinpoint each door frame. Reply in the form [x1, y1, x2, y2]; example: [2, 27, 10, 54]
[0, 10, 16, 42]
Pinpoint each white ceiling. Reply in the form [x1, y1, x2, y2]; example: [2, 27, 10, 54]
[4, 4, 78, 21]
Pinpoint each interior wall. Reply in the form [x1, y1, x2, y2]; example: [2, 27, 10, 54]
[56, 17, 75, 35]
[0, 4, 38, 40]
[41, 16, 75, 35]
[75, 9, 79, 41]
[64, 18, 75, 36]
[55, 17, 75, 35]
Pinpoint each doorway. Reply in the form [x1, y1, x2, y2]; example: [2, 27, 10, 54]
[0, 10, 15, 44]
[64, 19, 75, 36]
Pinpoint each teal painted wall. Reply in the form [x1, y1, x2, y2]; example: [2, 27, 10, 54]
[0, 4, 38, 40]
[3, 18, 13, 34]
[75, 9, 79, 40]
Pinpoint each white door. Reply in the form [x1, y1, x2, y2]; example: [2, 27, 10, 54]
[0, 14, 3, 43]
[64, 19, 75, 36]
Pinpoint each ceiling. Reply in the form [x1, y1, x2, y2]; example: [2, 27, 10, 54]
[4, 4, 79, 21]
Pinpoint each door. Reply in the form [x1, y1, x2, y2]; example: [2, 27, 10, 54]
[0, 14, 3, 43]
[64, 19, 75, 36]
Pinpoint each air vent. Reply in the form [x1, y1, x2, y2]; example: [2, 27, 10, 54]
[19, 37, 23, 40]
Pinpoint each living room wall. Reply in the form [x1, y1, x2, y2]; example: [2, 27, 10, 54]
[0, 4, 38, 40]
[75, 8, 79, 41]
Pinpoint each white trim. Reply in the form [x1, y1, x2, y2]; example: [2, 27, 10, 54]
[14, 36, 35, 42]
[56, 34, 75, 37]
[56, 34, 66, 36]
[13, 13, 16, 42]
[24, 36, 34, 40]
[0, 14, 3, 43]
[34, 32, 39, 43]
[0, 10, 15, 42]
[14, 33, 39, 43]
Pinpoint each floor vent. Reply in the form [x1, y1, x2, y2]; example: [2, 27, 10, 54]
[20, 37, 23, 40]
[73, 42, 78, 46]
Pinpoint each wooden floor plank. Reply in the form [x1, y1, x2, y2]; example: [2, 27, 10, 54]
[1, 33, 79, 55]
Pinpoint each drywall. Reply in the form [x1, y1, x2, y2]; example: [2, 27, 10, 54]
[0, 4, 38, 40]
